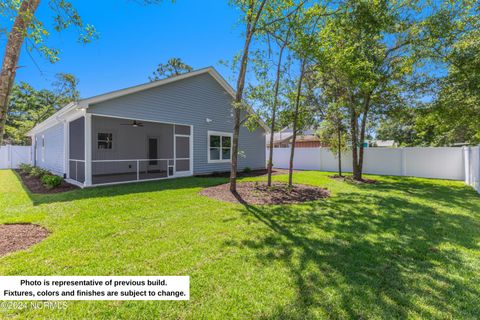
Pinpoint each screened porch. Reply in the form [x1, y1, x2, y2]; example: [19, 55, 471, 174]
[67, 114, 192, 187]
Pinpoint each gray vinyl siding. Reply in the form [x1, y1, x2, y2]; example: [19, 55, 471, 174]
[36, 122, 64, 176]
[87, 73, 266, 174]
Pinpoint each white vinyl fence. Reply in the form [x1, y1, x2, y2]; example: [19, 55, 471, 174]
[270, 146, 480, 194]
[0, 145, 32, 169]
[464, 146, 480, 193]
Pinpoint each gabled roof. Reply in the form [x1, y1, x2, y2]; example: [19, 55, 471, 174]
[28, 67, 269, 135]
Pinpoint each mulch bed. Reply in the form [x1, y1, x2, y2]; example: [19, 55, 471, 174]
[16, 170, 78, 194]
[0, 224, 50, 257]
[329, 174, 377, 184]
[199, 181, 330, 205]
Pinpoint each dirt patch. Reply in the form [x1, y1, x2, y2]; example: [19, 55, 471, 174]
[199, 181, 330, 205]
[16, 170, 78, 194]
[329, 175, 377, 184]
[0, 224, 50, 257]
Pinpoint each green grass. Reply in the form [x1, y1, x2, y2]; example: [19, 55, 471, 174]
[0, 169, 479, 319]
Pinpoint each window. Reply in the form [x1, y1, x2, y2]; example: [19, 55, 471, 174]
[208, 131, 232, 163]
[98, 133, 113, 149]
[41, 135, 45, 162]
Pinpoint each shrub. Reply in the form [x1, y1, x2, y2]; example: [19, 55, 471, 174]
[19, 163, 33, 174]
[29, 167, 49, 178]
[243, 167, 252, 174]
[41, 174, 63, 189]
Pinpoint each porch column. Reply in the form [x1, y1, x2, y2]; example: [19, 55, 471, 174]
[63, 120, 69, 178]
[84, 113, 92, 187]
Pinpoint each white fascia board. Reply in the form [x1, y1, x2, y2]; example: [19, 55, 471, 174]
[27, 102, 80, 136]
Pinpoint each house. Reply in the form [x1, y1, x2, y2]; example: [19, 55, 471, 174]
[366, 140, 398, 148]
[266, 127, 323, 148]
[27, 67, 268, 187]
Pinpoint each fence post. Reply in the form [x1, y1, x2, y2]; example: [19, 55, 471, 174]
[463, 147, 470, 185]
[7, 145, 12, 169]
[319, 148, 323, 171]
[401, 147, 407, 176]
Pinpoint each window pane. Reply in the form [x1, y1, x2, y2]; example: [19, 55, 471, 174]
[210, 148, 220, 160]
[222, 136, 231, 148]
[222, 148, 231, 160]
[98, 133, 112, 141]
[98, 141, 112, 149]
[210, 135, 220, 148]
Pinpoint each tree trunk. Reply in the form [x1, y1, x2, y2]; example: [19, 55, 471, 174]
[288, 59, 306, 187]
[337, 127, 342, 176]
[267, 45, 286, 187]
[350, 108, 361, 180]
[357, 96, 371, 180]
[0, 0, 41, 145]
[229, 0, 268, 193]
[230, 32, 252, 192]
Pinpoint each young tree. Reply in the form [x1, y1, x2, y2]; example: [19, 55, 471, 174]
[261, 18, 294, 186]
[286, 4, 326, 187]
[317, 109, 348, 176]
[228, 0, 304, 192]
[149, 58, 193, 81]
[315, 0, 426, 180]
[0, 0, 96, 145]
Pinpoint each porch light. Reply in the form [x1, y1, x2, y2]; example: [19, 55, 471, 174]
[206, 118, 213, 123]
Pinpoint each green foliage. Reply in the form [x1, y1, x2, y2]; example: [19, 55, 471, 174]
[19, 163, 33, 174]
[29, 166, 49, 178]
[243, 166, 252, 173]
[4, 73, 79, 145]
[149, 58, 193, 81]
[317, 117, 348, 156]
[41, 174, 63, 189]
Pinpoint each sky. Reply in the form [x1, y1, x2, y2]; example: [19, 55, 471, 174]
[2, 0, 246, 98]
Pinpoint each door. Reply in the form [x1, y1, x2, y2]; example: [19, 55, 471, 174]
[175, 135, 191, 173]
[148, 137, 158, 166]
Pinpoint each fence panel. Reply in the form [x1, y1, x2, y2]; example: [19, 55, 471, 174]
[269, 146, 466, 181]
[0, 145, 31, 169]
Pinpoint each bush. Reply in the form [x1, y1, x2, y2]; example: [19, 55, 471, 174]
[29, 167, 49, 178]
[19, 163, 33, 174]
[243, 167, 252, 174]
[41, 174, 63, 189]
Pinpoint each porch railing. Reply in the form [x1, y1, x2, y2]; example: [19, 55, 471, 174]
[91, 159, 178, 185]
[68, 159, 85, 183]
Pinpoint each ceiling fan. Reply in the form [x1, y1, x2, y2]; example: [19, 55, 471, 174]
[120, 120, 144, 127]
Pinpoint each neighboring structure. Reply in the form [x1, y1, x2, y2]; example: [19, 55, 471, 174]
[267, 127, 323, 148]
[366, 140, 398, 148]
[27, 67, 267, 187]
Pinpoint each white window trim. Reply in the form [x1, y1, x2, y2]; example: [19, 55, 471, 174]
[96, 130, 115, 151]
[207, 130, 232, 164]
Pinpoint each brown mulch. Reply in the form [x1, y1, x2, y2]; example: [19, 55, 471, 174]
[199, 181, 330, 205]
[329, 174, 377, 184]
[0, 224, 50, 257]
[15, 170, 78, 194]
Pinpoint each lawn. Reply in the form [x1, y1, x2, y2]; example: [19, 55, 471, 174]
[0, 169, 479, 319]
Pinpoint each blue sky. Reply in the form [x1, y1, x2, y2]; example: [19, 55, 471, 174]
[4, 0, 246, 98]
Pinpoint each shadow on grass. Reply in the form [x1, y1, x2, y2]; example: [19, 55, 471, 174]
[13, 173, 229, 206]
[227, 189, 480, 319]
